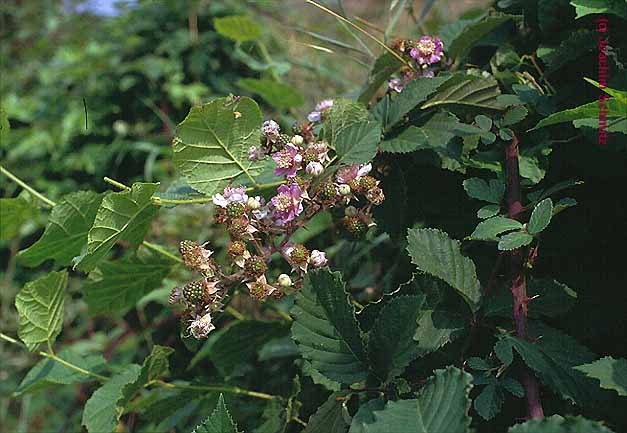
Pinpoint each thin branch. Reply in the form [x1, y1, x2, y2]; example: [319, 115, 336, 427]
[146, 379, 277, 400]
[0, 165, 57, 207]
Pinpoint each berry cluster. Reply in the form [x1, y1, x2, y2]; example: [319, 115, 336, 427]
[170, 106, 385, 339]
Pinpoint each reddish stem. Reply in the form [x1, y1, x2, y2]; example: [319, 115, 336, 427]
[506, 134, 544, 419]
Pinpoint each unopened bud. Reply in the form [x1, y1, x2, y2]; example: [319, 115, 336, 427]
[338, 184, 351, 196]
[306, 161, 324, 176]
[309, 250, 328, 267]
[277, 273, 292, 287]
[291, 134, 304, 146]
[247, 196, 261, 210]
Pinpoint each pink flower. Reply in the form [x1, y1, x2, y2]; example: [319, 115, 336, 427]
[409, 36, 444, 65]
[248, 145, 262, 161]
[309, 250, 327, 267]
[270, 183, 304, 225]
[308, 141, 330, 163]
[335, 163, 372, 184]
[272, 143, 303, 179]
[212, 185, 248, 208]
[306, 161, 324, 176]
[307, 98, 334, 122]
[262, 120, 280, 140]
[388, 77, 404, 93]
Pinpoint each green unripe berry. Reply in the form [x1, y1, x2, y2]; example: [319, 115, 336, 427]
[228, 240, 247, 258]
[290, 244, 310, 266]
[183, 280, 208, 305]
[244, 256, 267, 278]
[345, 216, 368, 239]
[359, 175, 377, 191]
[226, 202, 246, 219]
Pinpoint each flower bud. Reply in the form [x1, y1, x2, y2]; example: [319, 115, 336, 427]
[291, 134, 304, 146]
[306, 161, 324, 176]
[309, 250, 328, 267]
[338, 184, 351, 196]
[247, 196, 261, 210]
[248, 145, 262, 161]
[277, 273, 293, 287]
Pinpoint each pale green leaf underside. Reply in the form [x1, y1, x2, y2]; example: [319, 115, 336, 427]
[173, 97, 264, 195]
[406, 228, 481, 311]
[498, 231, 533, 251]
[422, 75, 503, 110]
[193, 394, 241, 433]
[291, 269, 368, 384]
[509, 415, 615, 433]
[74, 183, 159, 272]
[575, 356, 627, 397]
[363, 367, 473, 433]
[19, 191, 102, 267]
[82, 364, 142, 433]
[15, 270, 68, 351]
[323, 98, 369, 146]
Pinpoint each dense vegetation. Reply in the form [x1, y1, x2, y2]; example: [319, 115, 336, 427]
[1, 0, 626, 432]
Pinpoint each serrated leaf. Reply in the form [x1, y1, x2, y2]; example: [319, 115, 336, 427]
[350, 398, 386, 433]
[463, 177, 504, 204]
[421, 74, 503, 110]
[470, 216, 523, 240]
[15, 270, 67, 351]
[508, 414, 615, 433]
[413, 310, 466, 357]
[363, 367, 473, 433]
[571, 0, 627, 19]
[82, 364, 142, 433]
[173, 97, 264, 195]
[475, 115, 492, 131]
[502, 105, 528, 126]
[477, 204, 500, 219]
[323, 98, 369, 146]
[575, 356, 627, 397]
[0, 197, 33, 240]
[370, 75, 453, 132]
[213, 15, 262, 41]
[446, 14, 512, 60]
[15, 348, 105, 395]
[19, 191, 102, 267]
[74, 183, 159, 272]
[193, 394, 240, 433]
[495, 339, 514, 366]
[498, 231, 533, 251]
[468, 357, 492, 370]
[335, 121, 381, 165]
[501, 377, 525, 397]
[291, 269, 368, 384]
[528, 198, 553, 234]
[84, 249, 171, 315]
[406, 228, 481, 311]
[368, 295, 426, 380]
[303, 392, 350, 433]
[238, 78, 304, 110]
[504, 322, 607, 407]
[474, 383, 504, 420]
[530, 98, 626, 131]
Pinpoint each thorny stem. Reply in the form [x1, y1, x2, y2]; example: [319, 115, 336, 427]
[1, 332, 278, 400]
[0, 165, 57, 207]
[506, 134, 544, 419]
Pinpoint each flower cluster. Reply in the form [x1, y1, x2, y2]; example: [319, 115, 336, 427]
[170, 106, 385, 339]
[388, 35, 445, 93]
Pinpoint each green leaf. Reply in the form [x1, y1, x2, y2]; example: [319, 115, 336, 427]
[363, 367, 473, 433]
[494, 339, 514, 366]
[470, 216, 523, 240]
[15, 270, 68, 351]
[467, 357, 492, 370]
[529, 98, 626, 131]
[463, 177, 504, 204]
[14, 348, 105, 395]
[501, 377, 524, 397]
[446, 14, 512, 60]
[421, 75, 503, 110]
[335, 121, 381, 165]
[0, 197, 33, 240]
[413, 310, 466, 357]
[498, 231, 533, 251]
[291, 269, 368, 384]
[323, 98, 369, 146]
[74, 183, 159, 272]
[575, 356, 627, 397]
[303, 392, 350, 433]
[19, 191, 102, 267]
[370, 75, 453, 132]
[358, 53, 403, 104]
[84, 249, 171, 315]
[528, 198, 553, 234]
[475, 115, 492, 131]
[350, 398, 386, 433]
[477, 204, 500, 219]
[474, 383, 504, 420]
[82, 364, 142, 433]
[584, 78, 627, 104]
[213, 15, 262, 42]
[193, 394, 240, 433]
[509, 415, 615, 433]
[238, 78, 304, 110]
[173, 97, 264, 195]
[502, 105, 529, 126]
[571, 0, 627, 19]
[504, 322, 606, 407]
[406, 228, 482, 311]
[538, 29, 596, 74]
[368, 295, 426, 380]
